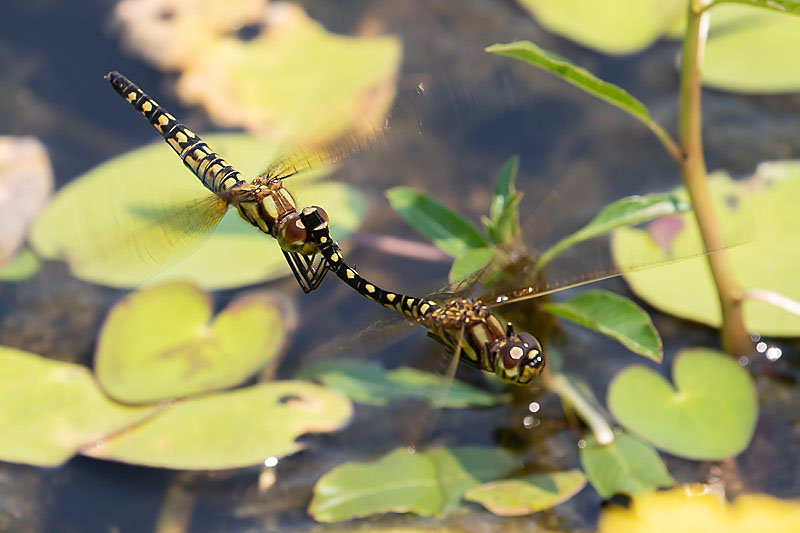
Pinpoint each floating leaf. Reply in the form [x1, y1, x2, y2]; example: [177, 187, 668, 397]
[580, 432, 674, 499]
[31, 134, 365, 290]
[607, 348, 757, 460]
[0, 247, 41, 281]
[544, 290, 663, 362]
[613, 165, 800, 336]
[0, 346, 154, 467]
[386, 187, 489, 257]
[0, 136, 53, 264]
[96, 283, 291, 403]
[702, 4, 800, 93]
[299, 359, 504, 408]
[711, 0, 800, 15]
[599, 483, 800, 533]
[86, 381, 352, 470]
[536, 193, 689, 271]
[516, 0, 685, 55]
[464, 470, 587, 516]
[309, 446, 517, 522]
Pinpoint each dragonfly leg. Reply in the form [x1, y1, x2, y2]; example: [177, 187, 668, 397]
[283, 250, 326, 294]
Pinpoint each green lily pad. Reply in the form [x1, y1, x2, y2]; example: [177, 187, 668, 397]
[309, 446, 517, 522]
[96, 282, 291, 403]
[463, 470, 587, 516]
[543, 290, 663, 362]
[517, 0, 685, 55]
[0, 247, 41, 281]
[612, 165, 800, 336]
[386, 187, 489, 258]
[702, 5, 800, 93]
[85, 380, 352, 470]
[31, 133, 365, 290]
[299, 359, 505, 408]
[580, 432, 675, 499]
[607, 348, 757, 460]
[0, 346, 154, 467]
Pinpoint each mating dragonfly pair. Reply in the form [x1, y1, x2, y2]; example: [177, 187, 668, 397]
[106, 71, 683, 387]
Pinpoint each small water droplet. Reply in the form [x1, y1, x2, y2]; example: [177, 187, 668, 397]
[528, 401, 540, 413]
[756, 341, 767, 353]
[766, 346, 783, 361]
[264, 456, 278, 468]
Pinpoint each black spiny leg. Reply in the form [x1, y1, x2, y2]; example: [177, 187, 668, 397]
[283, 250, 329, 293]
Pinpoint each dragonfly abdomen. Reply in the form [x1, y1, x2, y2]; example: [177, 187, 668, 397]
[106, 71, 241, 194]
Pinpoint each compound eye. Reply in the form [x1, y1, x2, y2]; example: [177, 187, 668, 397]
[312, 205, 329, 223]
[283, 214, 307, 244]
[518, 333, 538, 349]
[500, 343, 526, 369]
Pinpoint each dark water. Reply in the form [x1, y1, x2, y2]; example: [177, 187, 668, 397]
[2, 0, 800, 531]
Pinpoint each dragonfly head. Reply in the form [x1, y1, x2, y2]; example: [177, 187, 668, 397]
[278, 206, 328, 253]
[490, 331, 545, 385]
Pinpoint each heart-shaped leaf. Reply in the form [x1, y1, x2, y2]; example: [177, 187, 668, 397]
[580, 432, 674, 499]
[0, 346, 155, 466]
[95, 283, 291, 403]
[85, 380, 352, 470]
[386, 187, 489, 258]
[607, 348, 757, 460]
[299, 359, 505, 408]
[464, 470, 587, 516]
[31, 133, 365, 290]
[309, 446, 517, 522]
[544, 290, 663, 362]
[613, 165, 800, 336]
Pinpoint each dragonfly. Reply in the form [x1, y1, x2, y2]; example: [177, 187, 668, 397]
[105, 70, 379, 292]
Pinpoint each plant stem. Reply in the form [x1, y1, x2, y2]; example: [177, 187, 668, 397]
[547, 370, 614, 445]
[678, 0, 751, 355]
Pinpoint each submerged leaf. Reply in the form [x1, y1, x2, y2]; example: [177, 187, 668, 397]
[298, 359, 504, 408]
[0, 346, 154, 467]
[580, 432, 674, 499]
[386, 187, 489, 257]
[31, 134, 365, 290]
[309, 446, 517, 522]
[613, 165, 800, 336]
[544, 290, 663, 362]
[96, 283, 292, 403]
[464, 470, 587, 516]
[86, 381, 352, 470]
[607, 348, 757, 460]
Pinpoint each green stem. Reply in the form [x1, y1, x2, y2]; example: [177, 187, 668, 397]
[548, 371, 614, 445]
[678, 0, 751, 355]
[647, 120, 684, 164]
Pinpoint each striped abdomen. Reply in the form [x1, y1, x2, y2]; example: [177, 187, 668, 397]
[106, 71, 241, 195]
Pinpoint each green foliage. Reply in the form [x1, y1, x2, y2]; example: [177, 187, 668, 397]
[309, 446, 517, 521]
[31, 134, 366, 290]
[463, 470, 587, 516]
[580, 432, 675, 499]
[96, 283, 289, 403]
[481, 155, 522, 245]
[544, 290, 663, 362]
[613, 166, 800, 336]
[0, 247, 41, 281]
[0, 346, 155, 466]
[608, 348, 757, 460]
[87, 380, 351, 469]
[299, 359, 505, 408]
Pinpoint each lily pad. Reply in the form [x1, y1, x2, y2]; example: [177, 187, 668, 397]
[607, 348, 757, 460]
[463, 470, 587, 516]
[96, 283, 291, 403]
[0, 247, 41, 281]
[544, 290, 663, 362]
[612, 165, 800, 336]
[299, 359, 505, 408]
[517, 0, 685, 55]
[0, 136, 53, 264]
[85, 380, 352, 470]
[309, 446, 517, 522]
[599, 483, 800, 533]
[386, 187, 489, 258]
[702, 4, 800, 93]
[580, 432, 674, 499]
[0, 346, 154, 466]
[31, 133, 365, 290]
